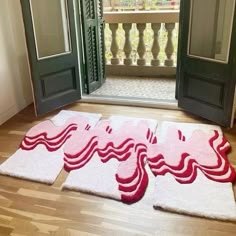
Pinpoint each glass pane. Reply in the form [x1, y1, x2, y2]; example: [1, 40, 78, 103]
[188, 0, 235, 62]
[30, 0, 71, 59]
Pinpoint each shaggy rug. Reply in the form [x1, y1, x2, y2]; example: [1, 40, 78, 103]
[0, 110, 101, 184]
[147, 121, 236, 220]
[62, 115, 158, 203]
[0, 111, 236, 221]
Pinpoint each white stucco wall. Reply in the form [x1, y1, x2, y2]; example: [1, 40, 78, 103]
[0, 0, 33, 125]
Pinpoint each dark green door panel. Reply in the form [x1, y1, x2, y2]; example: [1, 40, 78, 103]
[21, 0, 81, 115]
[177, 0, 236, 127]
[80, 0, 105, 94]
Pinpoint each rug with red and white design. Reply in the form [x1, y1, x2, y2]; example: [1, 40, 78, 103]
[62, 115, 158, 203]
[0, 111, 236, 220]
[147, 121, 236, 220]
[0, 110, 101, 184]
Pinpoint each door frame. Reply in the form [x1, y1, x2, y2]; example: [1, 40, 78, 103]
[74, 0, 87, 94]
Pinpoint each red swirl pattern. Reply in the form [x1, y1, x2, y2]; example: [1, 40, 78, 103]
[116, 143, 149, 203]
[147, 130, 236, 183]
[18, 117, 235, 203]
[20, 122, 78, 152]
[64, 138, 134, 171]
[63, 121, 153, 203]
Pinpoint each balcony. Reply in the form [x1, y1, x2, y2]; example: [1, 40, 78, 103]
[104, 10, 180, 77]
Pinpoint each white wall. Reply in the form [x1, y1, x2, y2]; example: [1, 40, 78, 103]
[0, 0, 33, 125]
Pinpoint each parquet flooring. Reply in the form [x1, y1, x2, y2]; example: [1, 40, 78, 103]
[0, 103, 236, 236]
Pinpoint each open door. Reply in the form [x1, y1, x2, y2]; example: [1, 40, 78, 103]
[79, 0, 106, 93]
[21, 0, 82, 115]
[177, 0, 236, 127]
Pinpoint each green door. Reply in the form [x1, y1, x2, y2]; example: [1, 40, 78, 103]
[176, 0, 236, 127]
[80, 0, 105, 93]
[21, 0, 82, 115]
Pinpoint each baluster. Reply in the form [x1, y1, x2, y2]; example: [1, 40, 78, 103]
[109, 23, 119, 65]
[123, 23, 132, 65]
[137, 23, 146, 66]
[151, 23, 161, 66]
[164, 23, 175, 66]
[111, 0, 115, 11]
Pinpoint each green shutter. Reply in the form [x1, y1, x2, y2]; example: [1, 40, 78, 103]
[80, 0, 105, 94]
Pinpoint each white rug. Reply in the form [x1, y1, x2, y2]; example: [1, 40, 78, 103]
[62, 116, 158, 203]
[147, 121, 236, 221]
[0, 110, 102, 184]
[1, 112, 236, 221]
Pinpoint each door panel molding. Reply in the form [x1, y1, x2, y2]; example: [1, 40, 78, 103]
[183, 73, 225, 108]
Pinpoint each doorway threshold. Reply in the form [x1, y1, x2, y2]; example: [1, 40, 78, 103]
[81, 95, 179, 110]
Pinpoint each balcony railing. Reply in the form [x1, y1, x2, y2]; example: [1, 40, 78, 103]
[104, 10, 179, 77]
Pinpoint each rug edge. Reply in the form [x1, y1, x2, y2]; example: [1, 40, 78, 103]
[154, 202, 236, 222]
[0, 169, 61, 185]
[62, 183, 121, 201]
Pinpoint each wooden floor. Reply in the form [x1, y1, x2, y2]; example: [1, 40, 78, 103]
[0, 103, 236, 236]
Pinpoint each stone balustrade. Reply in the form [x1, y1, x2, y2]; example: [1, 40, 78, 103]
[104, 10, 179, 77]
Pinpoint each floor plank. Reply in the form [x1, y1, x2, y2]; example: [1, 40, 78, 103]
[0, 103, 235, 236]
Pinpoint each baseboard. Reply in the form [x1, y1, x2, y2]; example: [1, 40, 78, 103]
[0, 100, 32, 125]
